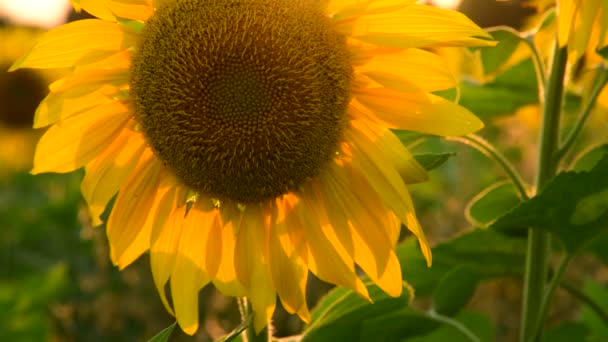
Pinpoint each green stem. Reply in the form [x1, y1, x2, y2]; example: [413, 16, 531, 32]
[449, 134, 530, 200]
[239, 298, 270, 342]
[556, 67, 608, 162]
[561, 281, 608, 324]
[520, 43, 568, 342]
[531, 254, 573, 338]
[428, 311, 481, 342]
[523, 35, 547, 100]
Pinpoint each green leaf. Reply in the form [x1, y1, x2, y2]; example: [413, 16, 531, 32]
[432, 266, 479, 316]
[147, 322, 177, 342]
[465, 181, 522, 227]
[397, 229, 526, 297]
[481, 27, 526, 76]
[491, 155, 608, 253]
[404, 311, 494, 342]
[413, 153, 456, 172]
[586, 230, 608, 264]
[581, 280, 608, 339]
[302, 281, 412, 342]
[542, 322, 590, 342]
[459, 60, 538, 120]
[217, 314, 252, 342]
[359, 308, 440, 341]
[572, 144, 608, 172]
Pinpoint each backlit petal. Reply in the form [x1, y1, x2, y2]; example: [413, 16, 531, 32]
[268, 200, 310, 321]
[106, 155, 162, 265]
[356, 48, 457, 92]
[346, 120, 431, 265]
[346, 4, 494, 48]
[149, 184, 187, 315]
[72, 0, 153, 21]
[170, 205, 214, 335]
[32, 101, 131, 174]
[295, 191, 370, 300]
[81, 130, 146, 226]
[568, 0, 600, 61]
[35, 68, 129, 128]
[234, 206, 276, 332]
[353, 87, 484, 136]
[10, 19, 136, 70]
[557, 0, 577, 47]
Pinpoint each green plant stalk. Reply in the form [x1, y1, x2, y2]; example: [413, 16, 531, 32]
[450, 134, 530, 200]
[531, 254, 573, 339]
[239, 298, 270, 342]
[556, 66, 608, 161]
[428, 310, 481, 342]
[520, 43, 568, 342]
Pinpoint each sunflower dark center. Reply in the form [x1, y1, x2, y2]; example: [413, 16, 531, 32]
[131, 0, 352, 203]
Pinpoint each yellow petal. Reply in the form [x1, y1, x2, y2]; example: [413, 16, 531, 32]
[268, 200, 310, 321]
[317, 163, 401, 296]
[294, 192, 370, 300]
[10, 19, 136, 71]
[170, 206, 214, 336]
[81, 130, 146, 226]
[557, 0, 577, 47]
[598, 1, 608, 52]
[330, 0, 416, 21]
[568, 0, 600, 61]
[357, 48, 457, 92]
[181, 202, 223, 279]
[346, 120, 431, 266]
[149, 184, 187, 315]
[212, 215, 246, 297]
[35, 68, 128, 128]
[233, 206, 276, 332]
[353, 87, 484, 136]
[106, 155, 162, 265]
[72, 0, 153, 21]
[32, 101, 131, 174]
[346, 4, 494, 48]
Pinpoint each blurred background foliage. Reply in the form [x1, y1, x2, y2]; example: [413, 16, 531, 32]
[1, 0, 608, 341]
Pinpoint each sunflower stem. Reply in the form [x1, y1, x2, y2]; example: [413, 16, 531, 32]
[520, 43, 567, 342]
[531, 253, 573, 339]
[238, 298, 270, 342]
[556, 66, 608, 162]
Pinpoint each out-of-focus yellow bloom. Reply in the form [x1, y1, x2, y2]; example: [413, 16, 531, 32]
[12, 0, 493, 334]
[0, 28, 57, 176]
[527, 0, 608, 62]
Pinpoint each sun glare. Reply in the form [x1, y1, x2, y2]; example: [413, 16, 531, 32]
[0, 0, 72, 28]
[426, 0, 463, 10]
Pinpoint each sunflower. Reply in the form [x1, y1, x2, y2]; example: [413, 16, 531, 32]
[11, 0, 493, 334]
[526, 0, 608, 62]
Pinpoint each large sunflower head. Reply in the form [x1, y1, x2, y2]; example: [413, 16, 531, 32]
[11, 0, 493, 334]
